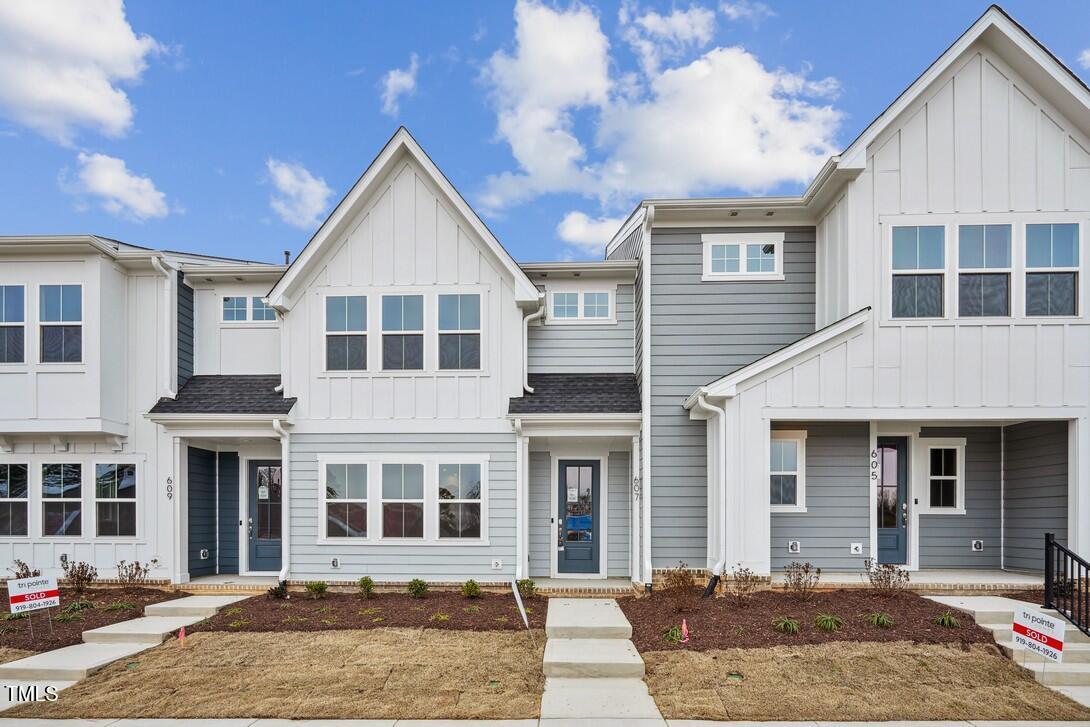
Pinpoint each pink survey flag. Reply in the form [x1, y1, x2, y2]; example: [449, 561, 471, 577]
[680, 619, 690, 643]
[178, 626, 186, 646]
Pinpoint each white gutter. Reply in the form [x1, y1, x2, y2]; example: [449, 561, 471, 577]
[272, 418, 291, 583]
[691, 393, 727, 579]
[150, 256, 177, 399]
[522, 295, 546, 393]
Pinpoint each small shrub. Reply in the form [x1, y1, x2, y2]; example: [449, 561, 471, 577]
[516, 578, 536, 599]
[228, 619, 251, 628]
[321, 618, 337, 625]
[814, 613, 844, 632]
[772, 616, 800, 634]
[463, 605, 481, 614]
[315, 606, 332, 614]
[266, 582, 288, 600]
[864, 559, 910, 597]
[224, 607, 243, 616]
[55, 612, 81, 623]
[103, 601, 135, 612]
[494, 615, 509, 624]
[431, 612, 450, 622]
[782, 561, 821, 601]
[407, 579, 428, 599]
[933, 611, 961, 628]
[8, 560, 40, 579]
[461, 579, 482, 598]
[727, 565, 761, 607]
[61, 599, 93, 614]
[60, 558, 97, 594]
[358, 576, 375, 599]
[372, 616, 386, 623]
[2, 612, 26, 621]
[304, 581, 328, 599]
[116, 559, 158, 585]
[866, 612, 894, 629]
[359, 607, 379, 616]
[662, 561, 697, 613]
[662, 625, 685, 643]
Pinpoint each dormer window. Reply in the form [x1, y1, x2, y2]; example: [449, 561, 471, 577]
[701, 232, 785, 281]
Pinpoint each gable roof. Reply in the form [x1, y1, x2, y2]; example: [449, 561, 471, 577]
[267, 127, 541, 308]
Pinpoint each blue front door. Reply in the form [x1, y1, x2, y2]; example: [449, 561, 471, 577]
[877, 438, 908, 564]
[248, 460, 282, 572]
[557, 460, 600, 574]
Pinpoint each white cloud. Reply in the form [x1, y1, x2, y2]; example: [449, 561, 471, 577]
[0, 0, 161, 145]
[68, 152, 168, 221]
[556, 211, 627, 253]
[621, 2, 716, 76]
[380, 53, 420, 116]
[1080, 49, 1090, 70]
[719, 0, 775, 24]
[266, 158, 333, 229]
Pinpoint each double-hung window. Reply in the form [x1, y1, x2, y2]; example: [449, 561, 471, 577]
[42, 463, 81, 536]
[438, 294, 481, 370]
[252, 297, 276, 321]
[96, 463, 136, 537]
[382, 295, 424, 370]
[892, 226, 944, 318]
[0, 285, 24, 363]
[223, 296, 247, 321]
[1026, 223, 1079, 316]
[958, 224, 1011, 317]
[926, 446, 963, 511]
[438, 463, 482, 539]
[326, 295, 367, 370]
[382, 463, 424, 538]
[40, 284, 82, 363]
[769, 432, 806, 511]
[0, 464, 28, 537]
[324, 462, 367, 538]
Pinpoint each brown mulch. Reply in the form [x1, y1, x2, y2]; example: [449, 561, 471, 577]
[620, 587, 993, 652]
[0, 586, 179, 652]
[186, 590, 545, 634]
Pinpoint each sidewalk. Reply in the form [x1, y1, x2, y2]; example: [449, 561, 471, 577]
[4, 720, 1090, 726]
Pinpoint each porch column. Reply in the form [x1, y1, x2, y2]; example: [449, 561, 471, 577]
[1071, 416, 1090, 554]
[630, 434, 641, 583]
[171, 435, 187, 584]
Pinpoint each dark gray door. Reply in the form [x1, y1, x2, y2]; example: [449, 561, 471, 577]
[248, 460, 282, 572]
[877, 437, 908, 564]
[557, 460, 600, 574]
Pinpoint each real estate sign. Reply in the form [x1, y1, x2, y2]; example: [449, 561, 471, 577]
[1013, 606, 1065, 663]
[8, 575, 60, 614]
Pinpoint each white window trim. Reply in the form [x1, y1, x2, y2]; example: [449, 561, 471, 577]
[545, 287, 617, 325]
[436, 293, 483, 372]
[914, 438, 966, 516]
[38, 283, 84, 365]
[701, 232, 786, 282]
[955, 224, 1012, 320]
[91, 461, 139, 539]
[315, 453, 489, 546]
[322, 293, 368, 373]
[0, 463, 29, 538]
[770, 430, 806, 513]
[0, 284, 26, 366]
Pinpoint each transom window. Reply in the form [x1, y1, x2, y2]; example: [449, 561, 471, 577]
[222, 296, 247, 321]
[770, 432, 806, 511]
[0, 285, 24, 364]
[382, 295, 424, 370]
[252, 297, 276, 321]
[42, 463, 81, 537]
[438, 294, 481, 370]
[0, 464, 28, 537]
[958, 225, 1011, 317]
[95, 463, 136, 537]
[438, 463, 481, 539]
[382, 463, 424, 538]
[1026, 223, 1079, 316]
[892, 226, 944, 318]
[40, 284, 82, 363]
[326, 295, 367, 371]
[549, 290, 612, 322]
[325, 463, 367, 538]
[927, 447, 961, 510]
[702, 232, 784, 280]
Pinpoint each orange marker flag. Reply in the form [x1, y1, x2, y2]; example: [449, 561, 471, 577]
[178, 626, 186, 647]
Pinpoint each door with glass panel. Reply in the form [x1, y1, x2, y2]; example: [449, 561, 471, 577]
[248, 460, 282, 571]
[556, 460, 600, 574]
[876, 438, 908, 564]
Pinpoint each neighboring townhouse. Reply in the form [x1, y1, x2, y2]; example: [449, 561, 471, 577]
[0, 5, 1085, 589]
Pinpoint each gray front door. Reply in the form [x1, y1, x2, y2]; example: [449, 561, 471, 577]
[877, 438, 908, 564]
[248, 460, 282, 572]
[557, 460, 600, 574]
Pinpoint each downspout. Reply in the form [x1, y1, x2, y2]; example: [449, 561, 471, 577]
[272, 418, 291, 584]
[150, 256, 177, 399]
[691, 392, 726, 596]
[522, 295, 546, 392]
[271, 304, 286, 394]
[513, 417, 526, 579]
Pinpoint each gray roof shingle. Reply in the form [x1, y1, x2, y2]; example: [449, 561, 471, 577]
[508, 373, 640, 415]
[149, 375, 296, 415]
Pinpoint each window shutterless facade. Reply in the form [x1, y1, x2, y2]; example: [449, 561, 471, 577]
[438, 463, 481, 538]
[958, 224, 1011, 317]
[382, 295, 424, 370]
[382, 463, 424, 538]
[325, 295, 367, 370]
[39, 284, 82, 363]
[769, 431, 806, 512]
[252, 297, 276, 321]
[95, 463, 136, 537]
[438, 294, 480, 370]
[0, 464, 28, 537]
[42, 463, 81, 536]
[222, 296, 247, 321]
[548, 290, 613, 322]
[1026, 223, 1079, 316]
[701, 232, 785, 281]
[0, 285, 24, 364]
[891, 226, 945, 318]
[324, 462, 367, 538]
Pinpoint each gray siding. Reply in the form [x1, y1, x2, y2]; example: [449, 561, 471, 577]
[918, 427, 1001, 569]
[607, 450, 631, 577]
[1004, 421, 1069, 571]
[607, 225, 642, 261]
[177, 272, 194, 389]
[288, 433, 516, 582]
[528, 284, 634, 373]
[187, 446, 216, 577]
[651, 227, 816, 567]
[217, 452, 240, 575]
[528, 451, 551, 577]
[634, 263, 643, 386]
[770, 422, 870, 571]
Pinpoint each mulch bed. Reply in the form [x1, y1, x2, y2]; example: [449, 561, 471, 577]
[620, 587, 994, 652]
[186, 590, 545, 634]
[0, 586, 179, 652]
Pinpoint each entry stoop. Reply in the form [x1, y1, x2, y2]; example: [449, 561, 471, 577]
[545, 597, 633, 639]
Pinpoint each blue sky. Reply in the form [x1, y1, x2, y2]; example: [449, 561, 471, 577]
[1, 1, 1088, 265]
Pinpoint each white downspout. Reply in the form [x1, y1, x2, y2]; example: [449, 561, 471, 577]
[522, 295, 546, 392]
[272, 418, 291, 583]
[150, 256, 177, 399]
[691, 392, 727, 580]
[513, 417, 526, 579]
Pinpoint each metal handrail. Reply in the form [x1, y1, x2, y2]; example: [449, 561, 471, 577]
[1044, 532, 1090, 638]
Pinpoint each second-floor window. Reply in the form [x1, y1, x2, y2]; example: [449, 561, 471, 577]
[438, 294, 480, 370]
[42, 463, 81, 537]
[382, 295, 423, 370]
[550, 291, 612, 322]
[892, 226, 944, 318]
[958, 224, 1011, 317]
[40, 284, 82, 363]
[222, 296, 247, 321]
[325, 295, 366, 371]
[1026, 223, 1079, 316]
[0, 285, 24, 364]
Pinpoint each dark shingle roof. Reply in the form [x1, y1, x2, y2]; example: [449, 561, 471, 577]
[149, 375, 296, 415]
[508, 374, 640, 415]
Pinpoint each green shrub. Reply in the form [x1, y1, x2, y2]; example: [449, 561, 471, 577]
[2, 612, 26, 621]
[103, 601, 136, 612]
[266, 582, 288, 599]
[866, 612, 894, 629]
[461, 579, 482, 598]
[61, 599, 93, 614]
[516, 578, 536, 599]
[430, 612, 450, 622]
[228, 619, 251, 628]
[304, 581, 328, 599]
[359, 607, 379, 616]
[407, 579, 428, 598]
[223, 607, 243, 615]
[55, 612, 81, 623]
[933, 611, 961, 628]
[662, 624, 685, 643]
[814, 613, 844, 632]
[358, 576, 375, 599]
[772, 616, 799, 634]
[463, 605, 481, 614]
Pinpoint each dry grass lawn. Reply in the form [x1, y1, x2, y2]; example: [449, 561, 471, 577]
[0, 646, 34, 665]
[645, 641, 1090, 721]
[9, 628, 545, 720]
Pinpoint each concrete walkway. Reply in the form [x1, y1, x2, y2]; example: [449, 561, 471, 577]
[1, 719, 1088, 726]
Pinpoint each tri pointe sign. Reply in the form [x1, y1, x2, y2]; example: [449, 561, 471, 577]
[1013, 606, 1065, 663]
[7, 575, 60, 614]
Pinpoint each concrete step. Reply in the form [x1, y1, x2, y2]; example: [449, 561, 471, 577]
[1021, 660, 1090, 686]
[543, 638, 645, 678]
[0, 642, 150, 681]
[997, 639, 1090, 663]
[545, 598, 632, 640]
[540, 677, 661, 719]
[144, 594, 248, 618]
[926, 594, 1043, 624]
[82, 615, 200, 645]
